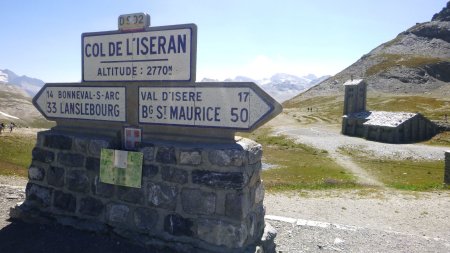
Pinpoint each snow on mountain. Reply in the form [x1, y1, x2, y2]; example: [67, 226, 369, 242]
[0, 69, 45, 97]
[201, 73, 330, 102]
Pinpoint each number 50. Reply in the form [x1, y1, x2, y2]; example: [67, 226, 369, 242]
[230, 108, 249, 123]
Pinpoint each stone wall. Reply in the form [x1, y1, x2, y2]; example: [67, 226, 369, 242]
[16, 130, 268, 253]
[445, 151, 450, 185]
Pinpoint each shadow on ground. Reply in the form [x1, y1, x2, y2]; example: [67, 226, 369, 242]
[0, 220, 162, 253]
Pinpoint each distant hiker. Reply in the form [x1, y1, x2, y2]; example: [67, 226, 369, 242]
[9, 122, 15, 133]
[445, 114, 448, 123]
[0, 123, 4, 134]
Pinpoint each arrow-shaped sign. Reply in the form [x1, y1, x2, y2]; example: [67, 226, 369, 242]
[138, 82, 281, 131]
[33, 82, 282, 132]
[33, 84, 127, 122]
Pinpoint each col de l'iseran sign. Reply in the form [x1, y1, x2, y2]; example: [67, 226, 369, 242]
[82, 24, 197, 82]
[33, 13, 282, 132]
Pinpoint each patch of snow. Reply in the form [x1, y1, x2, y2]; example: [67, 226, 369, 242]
[0, 111, 20, 119]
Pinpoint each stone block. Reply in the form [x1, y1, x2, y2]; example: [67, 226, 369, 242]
[139, 145, 155, 164]
[162, 166, 188, 184]
[117, 186, 144, 204]
[142, 164, 158, 178]
[44, 134, 73, 150]
[73, 137, 89, 153]
[47, 166, 65, 187]
[179, 150, 202, 165]
[53, 190, 76, 213]
[32, 148, 55, 163]
[208, 149, 245, 167]
[254, 181, 265, 204]
[225, 191, 250, 219]
[36, 131, 46, 147]
[197, 219, 247, 248]
[260, 222, 277, 253]
[164, 214, 193, 237]
[247, 204, 265, 241]
[66, 170, 89, 193]
[79, 197, 104, 217]
[181, 188, 216, 215]
[25, 183, 52, 208]
[248, 144, 262, 165]
[147, 182, 178, 210]
[156, 147, 177, 164]
[93, 177, 115, 198]
[28, 166, 45, 181]
[88, 139, 110, 157]
[192, 170, 246, 189]
[237, 138, 263, 165]
[108, 204, 130, 224]
[133, 207, 158, 231]
[58, 153, 85, 168]
[85, 157, 100, 172]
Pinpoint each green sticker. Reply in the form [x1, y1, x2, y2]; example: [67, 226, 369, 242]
[100, 149, 143, 188]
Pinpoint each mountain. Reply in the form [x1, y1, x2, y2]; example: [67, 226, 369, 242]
[290, 1, 450, 101]
[0, 69, 45, 97]
[201, 73, 330, 102]
[0, 69, 51, 127]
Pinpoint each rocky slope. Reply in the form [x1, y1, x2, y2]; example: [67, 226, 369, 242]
[291, 2, 450, 100]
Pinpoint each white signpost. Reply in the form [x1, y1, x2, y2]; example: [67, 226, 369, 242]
[139, 83, 277, 130]
[82, 24, 197, 82]
[33, 85, 126, 122]
[33, 14, 282, 132]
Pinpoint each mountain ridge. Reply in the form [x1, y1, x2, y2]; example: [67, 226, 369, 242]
[0, 69, 45, 97]
[201, 73, 330, 102]
[288, 1, 450, 102]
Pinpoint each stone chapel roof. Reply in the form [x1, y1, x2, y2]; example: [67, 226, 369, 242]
[346, 111, 418, 127]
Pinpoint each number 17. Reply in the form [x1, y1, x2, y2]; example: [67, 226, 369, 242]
[238, 92, 249, 102]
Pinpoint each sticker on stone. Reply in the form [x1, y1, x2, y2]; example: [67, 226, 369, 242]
[100, 149, 143, 188]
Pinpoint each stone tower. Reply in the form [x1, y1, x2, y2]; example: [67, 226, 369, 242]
[343, 79, 367, 115]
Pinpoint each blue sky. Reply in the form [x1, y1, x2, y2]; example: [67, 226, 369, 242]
[0, 0, 447, 82]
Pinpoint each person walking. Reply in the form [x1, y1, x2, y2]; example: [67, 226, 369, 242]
[9, 122, 15, 133]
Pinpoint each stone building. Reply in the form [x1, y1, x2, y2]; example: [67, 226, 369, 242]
[341, 79, 438, 143]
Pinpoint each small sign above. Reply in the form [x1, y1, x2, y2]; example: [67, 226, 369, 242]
[118, 13, 150, 31]
[82, 24, 197, 82]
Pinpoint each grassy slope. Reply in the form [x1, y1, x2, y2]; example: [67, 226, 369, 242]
[241, 129, 357, 191]
[0, 133, 36, 177]
[339, 146, 445, 191]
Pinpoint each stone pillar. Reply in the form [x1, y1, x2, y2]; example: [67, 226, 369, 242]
[12, 130, 273, 253]
[343, 79, 367, 115]
[445, 151, 450, 185]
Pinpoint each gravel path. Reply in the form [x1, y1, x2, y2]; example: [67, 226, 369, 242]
[274, 124, 448, 161]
